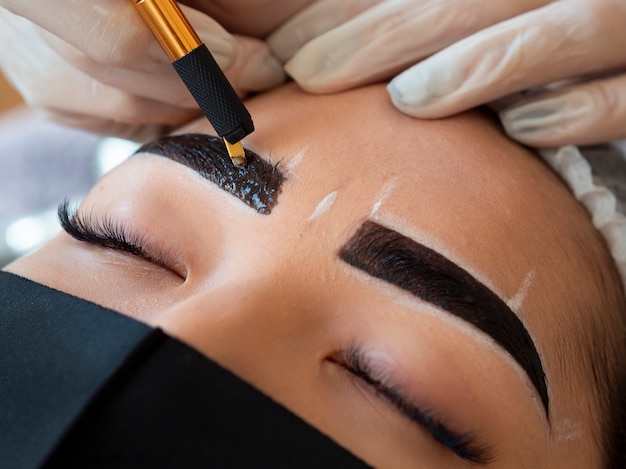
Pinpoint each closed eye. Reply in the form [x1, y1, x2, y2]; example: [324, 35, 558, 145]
[331, 344, 495, 465]
[58, 200, 182, 277]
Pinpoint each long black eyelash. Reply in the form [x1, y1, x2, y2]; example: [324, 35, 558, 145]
[336, 344, 495, 465]
[58, 200, 168, 269]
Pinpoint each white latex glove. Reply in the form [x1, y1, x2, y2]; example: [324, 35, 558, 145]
[0, 1, 313, 141]
[268, 0, 626, 148]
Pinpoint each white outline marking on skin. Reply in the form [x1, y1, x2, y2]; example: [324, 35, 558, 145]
[553, 418, 583, 442]
[309, 191, 338, 221]
[285, 148, 306, 174]
[507, 270, 535, 312]
[370, 177, 398, 217]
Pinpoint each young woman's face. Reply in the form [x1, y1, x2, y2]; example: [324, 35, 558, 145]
[6, 84, 605, 467]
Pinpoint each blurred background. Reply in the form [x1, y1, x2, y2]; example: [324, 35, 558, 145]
[0, 72, 137, 267]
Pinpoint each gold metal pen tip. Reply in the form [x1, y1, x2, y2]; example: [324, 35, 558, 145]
[223, 138, 247, 167]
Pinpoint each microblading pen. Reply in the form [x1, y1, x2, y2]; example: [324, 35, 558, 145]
[131, 0, 253, 167]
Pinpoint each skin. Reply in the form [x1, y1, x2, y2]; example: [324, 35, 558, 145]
[4, 83, 606, 467]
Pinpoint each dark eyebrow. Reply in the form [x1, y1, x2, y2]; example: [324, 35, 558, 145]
[339, 220, 549, 418]
[135, 133, 284, 214]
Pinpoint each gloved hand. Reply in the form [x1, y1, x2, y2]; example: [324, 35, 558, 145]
[268, 0, 626, 148]
[0, 0, 313, 142]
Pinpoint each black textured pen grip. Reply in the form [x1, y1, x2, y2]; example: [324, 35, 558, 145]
[173, 44, 254, 143]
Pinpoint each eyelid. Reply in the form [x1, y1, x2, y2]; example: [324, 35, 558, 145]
[330, 343, 495, 465]
[58, 200, 184, 278]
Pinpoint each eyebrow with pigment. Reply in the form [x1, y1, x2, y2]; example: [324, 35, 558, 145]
[136, 134, 284, 214]
[339, 220, 550, 417]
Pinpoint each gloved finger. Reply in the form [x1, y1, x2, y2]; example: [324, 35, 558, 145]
[500, 72, 626, 147]
[37, 28, 198, 109]
[282, 0, 552, 93]
[0, 0, 237, 73]
[267, 0, 382, 63]
[0, 13, 199, 140]
[387, 0, 626, 119]
[43, 32, 285, 115]
[0, 3, 285, 137]
[485, 80, 578, 114]
[183, 0, 317, 37]
[37, 14, 285, 109]
[224, 35, 286, 96]
[34, 74, 200, 141]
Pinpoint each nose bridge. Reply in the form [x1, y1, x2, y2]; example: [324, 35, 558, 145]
[157, 246, 318, 359]
[153, 200, 345, 388]
[165, 258, 290, 319]
[178, 206, 332, 322]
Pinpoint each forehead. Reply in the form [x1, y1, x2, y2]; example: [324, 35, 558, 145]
[189, 84, 571, 299]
